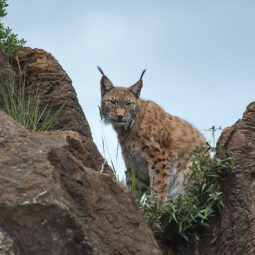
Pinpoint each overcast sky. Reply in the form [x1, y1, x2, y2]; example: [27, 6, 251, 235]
[5, 0, 255, 179]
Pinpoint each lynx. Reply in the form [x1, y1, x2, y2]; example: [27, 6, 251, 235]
[98, 67, 205, 201]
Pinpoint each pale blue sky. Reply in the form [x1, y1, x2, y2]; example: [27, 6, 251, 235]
[5, 0, 255, 179]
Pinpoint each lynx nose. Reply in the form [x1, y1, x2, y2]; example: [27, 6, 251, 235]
[116, 109, 125, 120]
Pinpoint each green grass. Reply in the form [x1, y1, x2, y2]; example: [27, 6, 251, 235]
[0, 77, 66, 132]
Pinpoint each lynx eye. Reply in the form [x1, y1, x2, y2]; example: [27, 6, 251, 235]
[125, 102, 133, 107]
[109, 99, 117, 105]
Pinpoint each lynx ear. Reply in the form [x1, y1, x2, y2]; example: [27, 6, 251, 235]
[98, 66, 114, 96]
[129, 80, 143, 98]
[100, 76, 114, 96]
[129, 69, 146, 98]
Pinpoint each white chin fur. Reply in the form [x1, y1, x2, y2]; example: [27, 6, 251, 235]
[104, 118, 125, 126]
[104, 117, 135, 131]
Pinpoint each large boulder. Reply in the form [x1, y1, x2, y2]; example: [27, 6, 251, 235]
[214, 102, 255, 255]
[0, 111, 162, 255]
[0, 46, 112, 176]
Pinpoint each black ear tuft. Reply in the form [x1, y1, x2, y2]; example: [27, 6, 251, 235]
[97, 66, 104, 75]
[140, 69, 146, 80]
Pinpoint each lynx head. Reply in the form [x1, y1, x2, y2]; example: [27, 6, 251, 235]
[98, 66, 146, 130]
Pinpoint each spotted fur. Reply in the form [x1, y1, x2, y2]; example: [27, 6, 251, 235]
[99, 68, 205, 201]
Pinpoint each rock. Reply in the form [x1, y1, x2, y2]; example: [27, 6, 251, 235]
[214, 102, 255, 255]
[0, 48, 15, 110]
[0, 48, 13, 86]
[0, 111, 162, 255]
[0, 46, 112, 176]
[0, 227, 20, 255]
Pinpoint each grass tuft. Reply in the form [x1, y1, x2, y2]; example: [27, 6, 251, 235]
[0, 77, 66, 132]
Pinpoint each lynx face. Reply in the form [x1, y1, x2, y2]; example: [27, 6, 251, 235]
[99, 68, 146, 130]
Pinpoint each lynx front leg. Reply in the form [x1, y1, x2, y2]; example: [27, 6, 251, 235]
[147, 150, 174, 202]
[149, 165, 170, 202]
[147, 149, 187, 202]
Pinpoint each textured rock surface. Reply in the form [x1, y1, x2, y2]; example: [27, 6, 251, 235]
[0, 227, 19, 255]
[215, 102, 255, 255]
[0, 48, 12, 85]
[0, 48, 15, 110]
[0, 111, 162, 255]
[0, 46, 112, 176]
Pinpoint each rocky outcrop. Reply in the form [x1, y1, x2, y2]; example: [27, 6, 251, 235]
[2, 45, 254, 255]
[214, 102, 255, 255]
[1, 47, 112, 176]
[0, 110, 162, 255]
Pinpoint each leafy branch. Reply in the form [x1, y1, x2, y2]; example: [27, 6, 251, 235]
[132, 143, 234, 250]
[0, 0, 26, 57]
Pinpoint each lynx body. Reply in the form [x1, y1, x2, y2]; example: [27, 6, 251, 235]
[99, 67, 205, 201]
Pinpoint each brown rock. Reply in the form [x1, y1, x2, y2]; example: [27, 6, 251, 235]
[0, 48, 15, 110]
[0, 46, 112, 176]
[214, 102, 255, 255]
[0, 227, 20, 255]
[0, 111, 162, 255]
[0, 48, 12, 85]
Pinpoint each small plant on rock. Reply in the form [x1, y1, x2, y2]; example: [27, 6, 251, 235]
[133, 143, 234, 250]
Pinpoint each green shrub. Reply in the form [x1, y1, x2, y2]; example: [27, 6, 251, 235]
[132, 143, 234, 250]
[0, 0, 26, 57]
